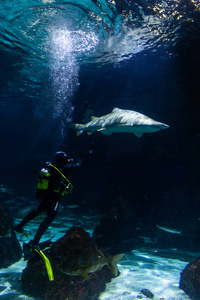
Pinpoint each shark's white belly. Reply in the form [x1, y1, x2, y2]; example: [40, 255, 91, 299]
[99, 124, 162, 137]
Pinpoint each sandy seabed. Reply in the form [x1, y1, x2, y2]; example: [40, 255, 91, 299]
[0, 207, 191, 300]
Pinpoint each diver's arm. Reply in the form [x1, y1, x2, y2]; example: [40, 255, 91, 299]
[63, 144, 94, 169]
[71, 155, 91, 168]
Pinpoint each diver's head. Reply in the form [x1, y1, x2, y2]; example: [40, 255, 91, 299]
[55, 151, 73, 164]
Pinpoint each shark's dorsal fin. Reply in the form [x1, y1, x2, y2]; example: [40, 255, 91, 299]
[111, 107, 121, 113]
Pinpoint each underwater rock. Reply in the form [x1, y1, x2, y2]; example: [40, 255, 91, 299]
[93, 216, 121, 247]
[0, 205, 22, 268]
[141, 288, 154, 299]
[22, 227, 120, 300]
[92, 197, 138, 254]
[180, 257, 200, 300]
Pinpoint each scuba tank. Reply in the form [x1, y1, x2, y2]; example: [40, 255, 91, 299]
[37, 166, 51, 191]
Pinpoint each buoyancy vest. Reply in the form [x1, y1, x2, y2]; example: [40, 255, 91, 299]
[49, 163, 73, 195]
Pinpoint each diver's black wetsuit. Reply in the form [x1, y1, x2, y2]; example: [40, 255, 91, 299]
[14, 153, 92, 245]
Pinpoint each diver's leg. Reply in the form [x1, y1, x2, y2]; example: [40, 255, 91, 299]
[31, 201, 59, 245]
[14, 200, 47, 231]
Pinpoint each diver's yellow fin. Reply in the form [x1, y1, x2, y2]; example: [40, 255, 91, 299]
[34, 249, 54, 281]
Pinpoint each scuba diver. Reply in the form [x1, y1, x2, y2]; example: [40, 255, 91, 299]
[14, 146, 94, 250]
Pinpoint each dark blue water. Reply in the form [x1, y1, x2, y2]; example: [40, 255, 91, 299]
[0, 0, 200, 251]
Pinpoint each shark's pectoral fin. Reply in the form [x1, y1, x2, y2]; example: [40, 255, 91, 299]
[97, 128, 111, 135]
[134, 132, 143, 138]
[76, 131, 83, 136]
[87, 131, 93, 135]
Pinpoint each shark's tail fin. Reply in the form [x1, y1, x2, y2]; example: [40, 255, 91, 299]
[109, 253, 124, 276]
[68, 123, 84, 136]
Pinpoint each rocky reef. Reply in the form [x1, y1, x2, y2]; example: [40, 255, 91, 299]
[21, 227, 121, 300]
[180, 257, 200, 300]
[0, 205, 22, 268]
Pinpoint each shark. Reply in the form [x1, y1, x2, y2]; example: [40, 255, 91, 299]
[156, 225, 182, 235]
[69, 107, 169, 137]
